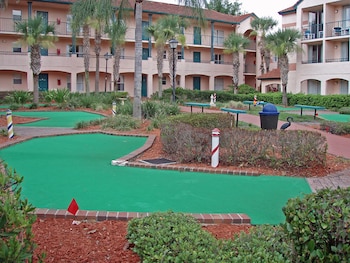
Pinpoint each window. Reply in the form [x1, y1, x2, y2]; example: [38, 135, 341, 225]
[177, 51, 182, 60]
[340, 80, 349, 94]
[13, 74, 22, 84]
[67, 45, 83, 57]
[193, 27, 201, 45]
[12, 42, 21, 53]
[66, 15, 72, 34]
[162, 76, 166, 85]
[142, 48, 149, 60]
[193, 51, 201, 63]
[12, 10, 22, 21]
[214, 54, 223, 64]
[308, 45, 322, 63]
[213, 30, 224, 46]
[117, 76, 124, 91]
[142, 21, 149, 41]
[214, 78, 224, 90]
[307, 80, 321, 94]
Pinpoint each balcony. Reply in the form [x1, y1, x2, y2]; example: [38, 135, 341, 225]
[302, 24, 323, 40]
[325, 19, 350, 38]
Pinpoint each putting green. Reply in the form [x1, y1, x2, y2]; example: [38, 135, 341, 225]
[0, 133, 311, 225]
[319, 114, 350, 122]
[1, 111, 105, 127]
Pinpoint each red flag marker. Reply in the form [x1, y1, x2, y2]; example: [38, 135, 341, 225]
[67, 198, 79, 215]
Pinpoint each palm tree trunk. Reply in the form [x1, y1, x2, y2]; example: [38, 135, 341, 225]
[30, 45, 41, 104]
[157, 46, 164, 98]
[232, 51, 240, 94]
[279, 55, 289, 107]
[113, 46, 122, 91]
[133, 0, 143, 120]
[95, 29, 102, 93]
[83, 24, 90, 95]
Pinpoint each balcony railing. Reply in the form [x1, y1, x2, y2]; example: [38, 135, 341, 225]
[325, 19, 350, 37]
[325, 57, 350, 63]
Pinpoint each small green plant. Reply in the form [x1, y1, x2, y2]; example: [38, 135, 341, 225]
[0, 163, 43, 262]
[4, 91, 32, 105]
[102, 115, 140, 131]
[339, 107, 350, 114]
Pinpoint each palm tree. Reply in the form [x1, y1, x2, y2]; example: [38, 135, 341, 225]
[108, 0, 130, 92]
[250, 16, 278, 75]
[15, 16, 57, 104]
[266, 28, 301, 107]
[70, 0, 95, 95]
[90, 0, 114, 93]
[223, 32, 250, 94]
[147, 15, 188, 98]
[132, 0, 208, 119]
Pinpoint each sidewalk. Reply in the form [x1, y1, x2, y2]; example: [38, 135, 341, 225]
[180, 106, 350, 192]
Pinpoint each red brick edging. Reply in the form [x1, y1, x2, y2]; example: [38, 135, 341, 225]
[35, 208, 251, 225]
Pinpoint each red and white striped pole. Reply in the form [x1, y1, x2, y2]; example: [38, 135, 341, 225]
[211, 128, 220, 168]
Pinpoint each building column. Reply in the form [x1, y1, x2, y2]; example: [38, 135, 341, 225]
[211, 21, 214, 62]
[320, 80, 327, 95]
[70, 72, 77, 92]
[209, 75, 215, 91]
[179, 74, 185, 89]
[147, 73, 153, 97]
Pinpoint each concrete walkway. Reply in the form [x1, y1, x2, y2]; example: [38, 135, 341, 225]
[180, 106, 350, 192]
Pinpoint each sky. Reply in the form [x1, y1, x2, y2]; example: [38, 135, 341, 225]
[151, 0, 297, 27]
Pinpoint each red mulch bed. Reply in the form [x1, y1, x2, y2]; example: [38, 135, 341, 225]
[1, 107, 349, 262]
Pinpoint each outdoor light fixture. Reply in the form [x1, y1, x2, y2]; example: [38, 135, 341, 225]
[169, 38, 178, 102]
[104, 52, 111, 92]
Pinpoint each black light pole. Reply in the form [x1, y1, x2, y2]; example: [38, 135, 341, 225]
[104, 52, 110, 92]
[169, 38, 178, 102]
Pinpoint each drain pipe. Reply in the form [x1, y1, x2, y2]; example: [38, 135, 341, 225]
[211, 128, 220, 167]
[6, 109, 14, 139]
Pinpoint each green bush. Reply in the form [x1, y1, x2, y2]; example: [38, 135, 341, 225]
[339, 107, 350, 115]
[0, 164, 41, 262]
[101, 115, 140, 131]
[283, 187, 350, 262]
[127, 212, 220, 262]
[4, 91, 32, 105]
[222, 225, 293, 262]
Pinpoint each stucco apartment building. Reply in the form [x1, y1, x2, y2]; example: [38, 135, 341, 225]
[0, 0, 260, 97]
[277, 0, 350, 95]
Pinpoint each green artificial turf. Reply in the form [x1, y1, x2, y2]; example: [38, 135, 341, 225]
[0, 111, 105, 127]
[319, 114, 350, 122]
[0, 133, 311, 225]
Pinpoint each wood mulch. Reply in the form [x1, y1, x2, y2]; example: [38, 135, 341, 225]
[1, 107, 350, 262]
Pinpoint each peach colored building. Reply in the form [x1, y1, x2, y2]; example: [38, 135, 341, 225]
[0, 0, 260, 97]
[277, 0, 350, 95]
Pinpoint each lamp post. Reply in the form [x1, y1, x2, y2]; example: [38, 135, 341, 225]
[104, 52, 110, 92]
[169, 38, 178, 102]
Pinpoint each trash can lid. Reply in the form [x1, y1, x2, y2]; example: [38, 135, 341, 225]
[259, 103, 279, 115]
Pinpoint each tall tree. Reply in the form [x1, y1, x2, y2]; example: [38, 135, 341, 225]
[133, 0, 208, 119]
[223, 32, 249, 93]
[108, 0, 130, 92]
[266, 28, 301, 107]
[71, 0, 95, 95]
[250, 16, 278, 75]
[208, 0, 242, 15]
[147, 15, 188, 98]
[90, 0, 114, 93]
[15, 16, 57, 104]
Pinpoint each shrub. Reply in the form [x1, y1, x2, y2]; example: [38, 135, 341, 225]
[339, 107, 350, 115]
[0, 164, 41, 262]
[127, 212, 220, 262]
[221, 225, 293, 262]
[283, 187, 350, 262]
[161, 115, 327, 170]
[4, 91, 32, 105]
[320, 121, 350, 135]
[101, 115, 140, 131]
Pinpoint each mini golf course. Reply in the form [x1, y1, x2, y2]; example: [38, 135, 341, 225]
[0, 111, 312, 225]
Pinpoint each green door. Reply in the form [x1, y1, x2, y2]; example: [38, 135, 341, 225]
[142, 48, 149, 60]
[193, 77, 201, 90]
[142, 75, 147, 97]
[193, 52, 201, 63]
[39, 73, 49, 91]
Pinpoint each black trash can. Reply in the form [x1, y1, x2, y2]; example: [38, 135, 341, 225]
[259, 103, 279, 130]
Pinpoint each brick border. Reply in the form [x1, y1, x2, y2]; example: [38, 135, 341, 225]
[35, 208, 251, 224]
